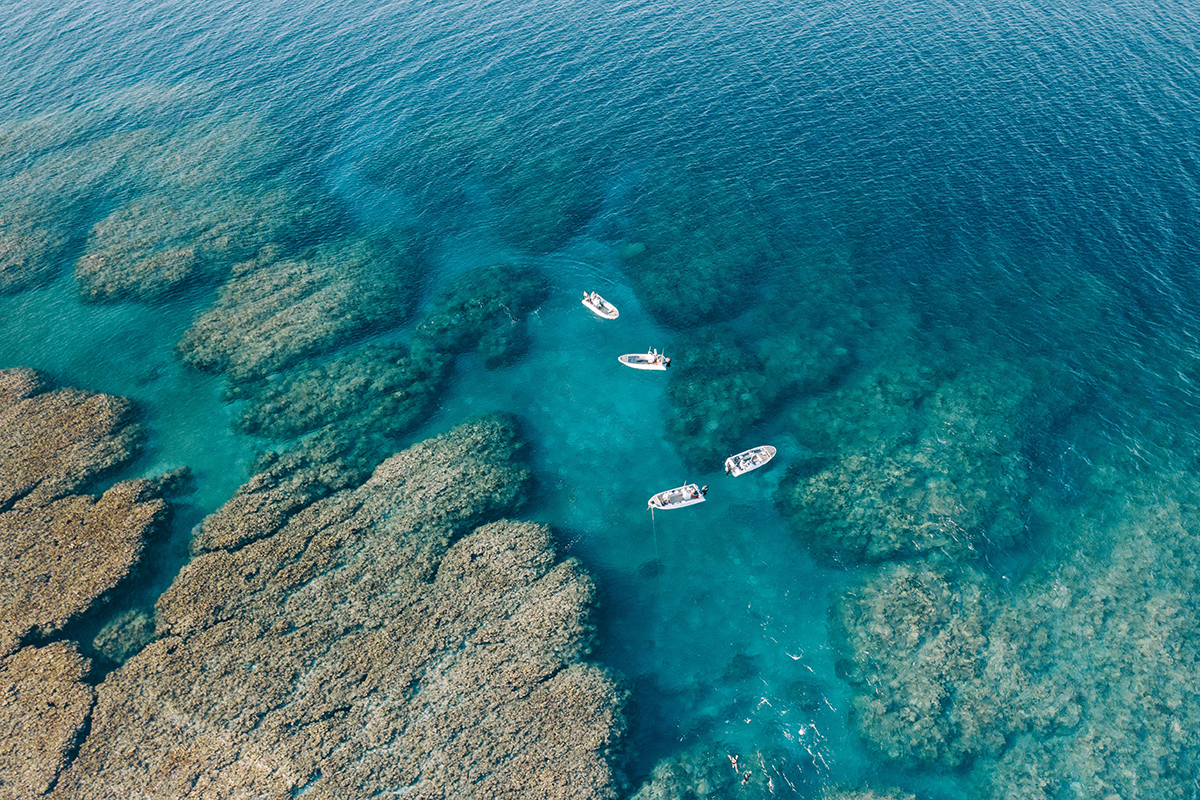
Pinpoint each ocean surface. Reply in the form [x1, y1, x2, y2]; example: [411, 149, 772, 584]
[2, 0, 1199, 796]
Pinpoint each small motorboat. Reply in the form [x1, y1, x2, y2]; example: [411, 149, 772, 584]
[648, 483, 708, 510]
[725, 445, 777, 477]
[619, 348, 671, 371]
[582, 291, 619, 320]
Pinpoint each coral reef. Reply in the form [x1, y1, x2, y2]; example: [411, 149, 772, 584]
[231, 343, 441, 441]
[0, 87, 324, 298]
[821, 790, 917, 800]
[363, 115, 602, 253]
[0, 367, 143, 512]
[92, 609, 156, 664]
[0, 480, 168, 659]
[214, 263, 547, 525]
[613, 161, 778, 328]
[0, 643, 94, 799]
[0, 369, 169, 658]
[76, 182, 329, 301]
[0, 199, 71, 293]
[778, 357, 1074, 562]
[746, 246, 862, 395]
[630, 743, 802, 799]
[834, 462, 1200, 799]
[833, 561, 1008, 768]
[410, 263, 549, 370]
[664, 328, 778, 470]
[177, 229, 423, 382]
[0, 123, 192, 294]
[0, 370, 177, 795]
[54, 416, 628, 799]
[192, 413, 530, 554]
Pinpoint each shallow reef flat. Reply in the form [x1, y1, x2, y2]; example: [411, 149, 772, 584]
[834, 455, 1200, 799]
[177, 229, 423, 382]
[53, 415, 629, 799]
[0, 369, 177, 797]
[0, 642, 94, 799]
[362, 114, 604, 253]
[209, 262, 549, 531]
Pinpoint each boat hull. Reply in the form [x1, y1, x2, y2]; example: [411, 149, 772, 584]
[725, 445, 777, 477]
[582, 294, 619, 320]
[619, 353, 669, 371]
[648, 483, 706, 510]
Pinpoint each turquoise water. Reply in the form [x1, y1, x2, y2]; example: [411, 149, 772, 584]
[2, 0, 1200, 796]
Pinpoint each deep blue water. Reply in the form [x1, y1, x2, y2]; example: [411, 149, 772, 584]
[2, 0, 1199, 796]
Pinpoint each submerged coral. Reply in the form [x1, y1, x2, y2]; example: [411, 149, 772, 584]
[612, 161, 778, 328]
[55, 416, 628, 799]
[834, 461, 1200, 799]
[834, 561, 1009, 768]
[822, 790, 917, 800]
[410, 263, 549, 369]
[92, 609, 157, 665]
[363, 115, 603, 253]
[631, 743, 803, 800]
[0, 87, 325, 298]
[177, 229, 423, 382]
[778, 357, 1074, 562]
[76, 182, 330, 301]
[664, 328, 777, 470]
[231, 343, 441, 441]
[0, 199, 71, 294]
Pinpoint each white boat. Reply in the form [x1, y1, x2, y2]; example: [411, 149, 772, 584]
[648, 483, 708, 510]
[725, 445, 777, 477]
[619, 348, 671, 371]
[582, 291, 619, 320]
